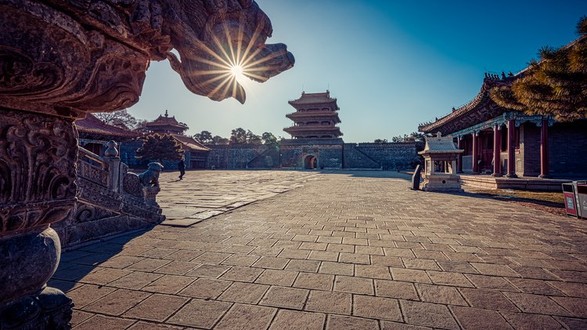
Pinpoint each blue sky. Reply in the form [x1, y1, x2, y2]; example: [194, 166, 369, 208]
[128, 0, 586, 142]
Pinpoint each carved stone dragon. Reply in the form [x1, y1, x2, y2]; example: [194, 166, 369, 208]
[0, 0, 295, 117]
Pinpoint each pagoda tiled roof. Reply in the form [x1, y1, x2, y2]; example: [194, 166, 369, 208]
[288, 91, 339, 110]
[286, 111, 341, 123]
[418, 73, 517, 135]
[75, 113, 139, 139]
[172, 134, 210, 152]
[145, 113, 189, 131]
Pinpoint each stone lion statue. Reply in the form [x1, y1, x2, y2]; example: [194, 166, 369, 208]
[138, 162, 164, 187]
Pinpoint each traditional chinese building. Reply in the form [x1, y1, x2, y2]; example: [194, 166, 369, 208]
[419, 73, 587, 181]
[284, 91, 343, 139]
[75, 113, 140, 156]
[141, 110, 210, 169]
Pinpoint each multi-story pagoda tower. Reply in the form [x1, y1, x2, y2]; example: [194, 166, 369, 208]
[284, 91, 343, 139]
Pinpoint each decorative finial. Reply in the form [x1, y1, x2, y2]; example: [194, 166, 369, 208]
[165, 110, 168, 117]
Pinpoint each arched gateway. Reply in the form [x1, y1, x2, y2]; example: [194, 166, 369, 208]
[304, 155, 318, 169]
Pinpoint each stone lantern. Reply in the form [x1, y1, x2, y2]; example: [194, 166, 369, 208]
[0, 1, 293, 328]
[418, 132, 464, 192]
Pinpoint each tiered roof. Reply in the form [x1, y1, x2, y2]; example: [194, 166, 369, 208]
[143, 110, 189, 134]
[284, 91, 343, 139]
[418, 73, 517, 135]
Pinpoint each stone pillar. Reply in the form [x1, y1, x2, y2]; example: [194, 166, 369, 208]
[456, 136, 463, 173]
[472, 132, 479, 173]
[506, 119, 517, 178]
[539, 118, 549, 178]
[492, 124, 502, 177]
[104, 141, 122, 193]
[0, 109, 76, 329]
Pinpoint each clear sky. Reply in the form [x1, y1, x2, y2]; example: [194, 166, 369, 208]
[128, 0, 586, 142]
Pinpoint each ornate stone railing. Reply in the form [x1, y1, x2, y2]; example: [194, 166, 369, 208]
[54, 142, 164, 249]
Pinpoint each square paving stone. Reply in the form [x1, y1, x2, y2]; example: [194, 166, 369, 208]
[355, 265, 392, 279]
[319, 261, 354, 276]
[252, 256, 290, 269]
[218, 282, 270, 304]
[458, 288, 520, 311]
[470, 263, 521, 277]
[219, 266, 264, 282]
[259, 286, 309, 309]
[285, 259, 321, 272]
[221, 254, 261, 266]
[214, 304, 276, 330]
[338, 253, 370, 265]
[179, 278, 232, 299]
[75, 314, 136, 329]
[353, 295, 402, 321]
[269, 310, 325, 330]
[126, 258, 172, 272]
[79, 267, 132, 285]
[278, 248, 311, 259]
[153, 261, 200, 275]
[123, 294, 189, 322]
[128, 321, 185, 330]
[326, 315, 379, 330]
[415, 284, 468, 305]
[308, 250, 339, 262]
[294, 273, 334, 290]
[374, 280, 419, 300]
[501, 312, 565, 330]
[167, 298, 232, 329]
[400, 300, 459, 330]
[451, 306, 513, 329]
[334, 276, 374, 295]
[142, 275, 195, 294]
[390, 268, 432, 283]
[186, 264, 230, 278]
[108, 271, 163, 290]
[426, 270, 475, 287]
[503, 292, 571, 315]
[191, 252, 231, 264]
[305, 290, 352, 315]
[550, 296, 587, 317]
[83, 289, 151, 316]
[370, 255, 404, 267]
[66, 284, 117, 309]
[255, 269, 299, 286]
[464, 274, 518, 290]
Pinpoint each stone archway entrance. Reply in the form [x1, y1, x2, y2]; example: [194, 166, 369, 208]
[304, 155, 318, 169]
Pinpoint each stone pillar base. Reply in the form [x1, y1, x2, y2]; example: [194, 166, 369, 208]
[0, 287, 72, 330]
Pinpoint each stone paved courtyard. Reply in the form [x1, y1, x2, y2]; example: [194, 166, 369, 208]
[50, 170, 587, 329]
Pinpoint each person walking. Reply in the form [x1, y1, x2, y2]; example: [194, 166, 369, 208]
[178, 157, 186, 180]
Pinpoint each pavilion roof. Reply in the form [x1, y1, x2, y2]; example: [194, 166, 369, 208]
[75, 113, 139, 139]
[418, 73, 517, 135]
[172, 134, 210, 152]
[145, 111, 189, 131]
[288, 91, 339, 110]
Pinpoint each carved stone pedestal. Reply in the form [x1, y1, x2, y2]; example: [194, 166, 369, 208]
[0, 109, 77, 328]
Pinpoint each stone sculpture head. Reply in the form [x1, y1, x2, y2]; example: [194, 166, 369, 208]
[164, 0, 295, 103]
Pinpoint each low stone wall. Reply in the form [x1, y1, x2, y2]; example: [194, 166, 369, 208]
[346, 142, 420, 170]
[207, 144, 270, 169]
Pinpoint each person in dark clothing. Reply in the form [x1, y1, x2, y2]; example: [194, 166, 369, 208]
[178, 158, 186, 180]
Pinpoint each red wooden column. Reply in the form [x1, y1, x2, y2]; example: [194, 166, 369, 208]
[472, 132, 479, 173]
[457, 136, 463, 173]
[539, 118, 549, 178]
[506, 119, 517, 178]
[492, 124, 502, 177]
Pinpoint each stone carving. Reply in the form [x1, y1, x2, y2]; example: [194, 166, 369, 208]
[0, 109, 77, 235]
[1, 0, 292, 328]
[0, 0, 294, 114]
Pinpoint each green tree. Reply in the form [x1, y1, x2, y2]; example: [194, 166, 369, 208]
[194, 130, 214, 144]
[262, 132, 278, 147]
[136, 134, 184, 163]
[246, 130, 262, 145]
[94, 109, 139, 129]
[490, 17, 587, 122]
[374, 139, 388, 143]
[230, 128, 248, 144]
[212, 135, 229, 145]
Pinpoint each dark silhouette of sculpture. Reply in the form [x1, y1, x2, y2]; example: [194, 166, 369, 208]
[0, 1, 293, 328]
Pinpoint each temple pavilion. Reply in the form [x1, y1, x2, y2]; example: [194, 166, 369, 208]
[284, 91, 343, 139]
[141, 110, 210, 169]
[419, 73, 587, 181]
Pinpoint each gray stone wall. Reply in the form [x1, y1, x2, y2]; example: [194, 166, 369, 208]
[280, 139, 344, 169]
[549, 120, 587, 178]
[207, 144, 270, 169]
[349, 142, 420, 170]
